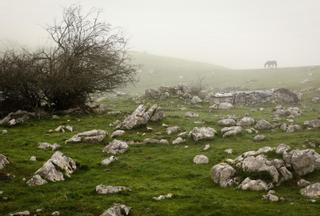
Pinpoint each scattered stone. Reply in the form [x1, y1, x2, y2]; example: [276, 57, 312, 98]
[100, 203, 131, 216]
[237, 117, 255, 127]
[238, 177, 269, 191]
[218, 118, 236, 127]
[26, 174, 48, 186]
[166, 126, 180, 135]
[52, 115, 60, 119]
[177, 131, 188, 138]
[96, 185, 131, 194]
[9, 210, 30, 216]
[107, 111, 122, 116]
[29, 156, 37, 161]
[0, 153, 9, 169]
[153, 193, 173, 201]
[189, 127, 216, 141]
[117, 104, 165, 130]
[101, 156, 118, 166]
[253, 134, 266, 141]
[38, 142, 60, 151]
[185, 111, 199, 118]
[53, 125, 73, 133]
[304, 119, 320, 128]
[2, 129, 8, 134]
[191, 96, 202, 104]
[203, 144, 210, 151]
[27, 151, 76, 186]
[210, 102, 233, 110]
[297, 179, 311, 187]
[111, 130, 125, 138]
[221, 126, 242, 137]
[224, 148, 233, 154]
[283, 149, 320, 176]
[300, 183, 320, 199]
[262, 190, 280, 202]
[172, 137, 185, 145]
[193, 155, 209, 164]
[65, 129, 107, 144]
[255, 119, 273, 130]
[51, 211, 60, 216]
[286, 124, 302, 133]
[211, 163, 236, 187]
[143, 138, 160, 144]
[275, 144, 291, 155]
[103, 140, 128, 155]
[159, 139, 169, 144]
[0, 110, 35, 126]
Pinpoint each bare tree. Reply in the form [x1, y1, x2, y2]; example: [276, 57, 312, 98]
[44, 5, 136, 110]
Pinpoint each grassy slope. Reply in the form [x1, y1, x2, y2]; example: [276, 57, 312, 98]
[127, 52, 320, 93]
[1, 97, 320, 216]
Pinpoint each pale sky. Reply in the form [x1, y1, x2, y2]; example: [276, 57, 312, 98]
[0, 0, 319, 69]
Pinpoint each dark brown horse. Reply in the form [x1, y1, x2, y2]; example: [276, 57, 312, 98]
[264, 60, 277, 68]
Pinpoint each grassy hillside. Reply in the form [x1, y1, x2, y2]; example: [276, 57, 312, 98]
[1, 97, 320, 215]
[126, 52, 320, 94]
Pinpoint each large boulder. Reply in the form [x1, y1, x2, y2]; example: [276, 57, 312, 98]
[103, 140, 128, 155]
[283, 149, 320, 176]
[211, 163, 236, 187]
[100, 203, 131, 216]
[273, 88, 299, 104]
[0, 153, 9, 169]
[300, 183, 320, 199]
[189, 127, 216, 141]
[65, 129, 107, 144]
[117, 104, 164, 130]
[27, 151, 76, 186]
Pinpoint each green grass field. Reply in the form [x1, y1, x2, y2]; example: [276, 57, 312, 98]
[1, 96, 320, 216]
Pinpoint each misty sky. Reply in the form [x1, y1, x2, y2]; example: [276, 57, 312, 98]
[0, 0, 319, 69]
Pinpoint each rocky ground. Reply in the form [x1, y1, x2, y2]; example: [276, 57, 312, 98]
[1, 90, 320, 216]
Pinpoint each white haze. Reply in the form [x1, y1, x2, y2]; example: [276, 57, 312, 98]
[0, 0, 320, 69]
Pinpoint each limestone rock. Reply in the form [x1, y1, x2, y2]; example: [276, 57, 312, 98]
[103, 140, 128, 155]
[300, 183, 320, 199]
[221, 126, 242, 138]
[238, 177, 269, 191]
[0, 153, 9, 169]
[172, 137, 185, 144]
[218, 118, 236, 127]
[237, 117, 255, 127]
[66, 129, 107, 144]
[111, 130, 125, 138]
[185, 111, 199, 118]
[283, 149, 320, 176]
[211, 163, 236, 187]
[100, 203, 131, 216]
[255, 119, 273, 130]
[253, 134, 266, 141]
[117, 104, 164, 130]
[193, 155, 209, 164]
[27, 151, 76, 186]
[101, 156, 118, 166]
[166, 126, 180, 135]
[96, 185, 131, 194]
[189, 127, 216, 141]
[297, 179, 311, 187]
[304, 119, 320, 128]
[38, 142, 60, 151]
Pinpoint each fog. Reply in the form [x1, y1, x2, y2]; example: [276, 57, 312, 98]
[0, 0, 320, 68]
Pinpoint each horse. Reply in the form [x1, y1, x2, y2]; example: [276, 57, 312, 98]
[264, 60, 277, 68]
